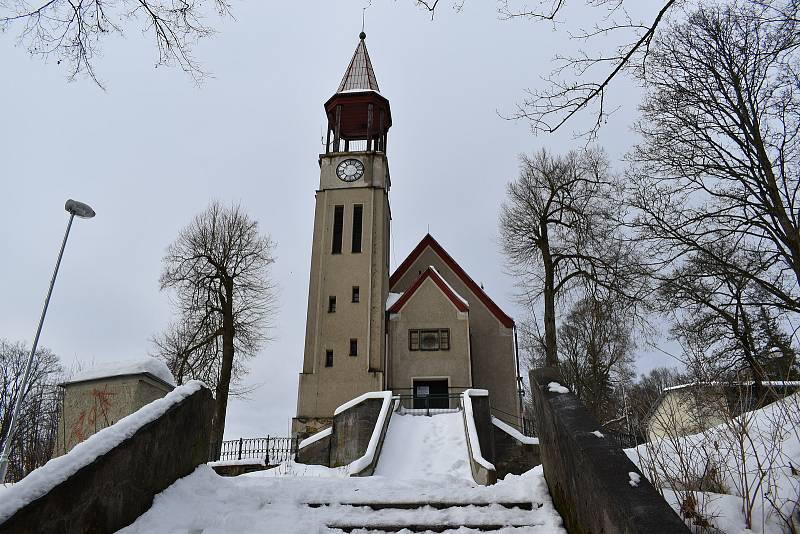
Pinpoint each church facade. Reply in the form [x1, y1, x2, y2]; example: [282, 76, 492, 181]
[292, 33, 521, 437]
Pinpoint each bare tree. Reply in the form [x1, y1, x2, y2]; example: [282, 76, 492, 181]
[557, 294, 636, 423]
[627, 0, 800, 316]
[416, 1, 798, 138]
[0, 0, 232, 87]
[500, 148, 640, 366]
[153, 201, 277, 455]
[0, 339, 63, 482]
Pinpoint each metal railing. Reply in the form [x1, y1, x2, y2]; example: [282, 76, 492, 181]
[490, 405, 536, 437]
[211, 436, 298, 464]
[393, 393, 464, 416]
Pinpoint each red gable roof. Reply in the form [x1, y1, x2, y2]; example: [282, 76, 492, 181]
[387, 266, 469, 314]
[389, 234, 515, 328]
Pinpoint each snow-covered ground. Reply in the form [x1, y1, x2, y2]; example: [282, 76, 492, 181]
[627, 393, 800, 533]
[119, 464, 564, 533]
[121, 411, 566, 533]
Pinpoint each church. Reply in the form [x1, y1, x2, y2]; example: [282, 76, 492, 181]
[292, 33, 522, 438]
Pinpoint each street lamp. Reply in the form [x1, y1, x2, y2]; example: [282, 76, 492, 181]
[0, 199, 95, 483]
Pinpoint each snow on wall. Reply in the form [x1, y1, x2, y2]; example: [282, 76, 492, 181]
[491, 416, 539, 445]
[341, 391, 393, 475]
[461, 389, 495, 471]
[298, 427, 332, 450]
[66, 357, 176, 386]
[0, 380, 203, 523]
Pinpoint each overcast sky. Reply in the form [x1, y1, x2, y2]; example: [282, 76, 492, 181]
[1, 1, 681, 438]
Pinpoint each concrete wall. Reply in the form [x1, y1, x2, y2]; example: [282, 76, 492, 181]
[492, 424, 540, 480]
[388, 277, 472, 398]
[330, 397, 385, 470]
[1, 385, 213, 534]
[297, 393, 392, 477]
[55, 374, 173, 456]
[531, 367, 690, 534]
[462, 392, 497, 485]
[296, 432, 332, 466]
[390, 247, 519, 423]
[295, 151, 390, 428]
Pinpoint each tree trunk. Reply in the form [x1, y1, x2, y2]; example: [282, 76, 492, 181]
[210, 283, 235, 459]
[541, 228, 558, 367]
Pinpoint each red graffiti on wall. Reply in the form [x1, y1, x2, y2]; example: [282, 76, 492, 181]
[67, 386, 117, 448]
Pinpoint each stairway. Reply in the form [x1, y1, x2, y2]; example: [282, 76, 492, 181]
[309, 412, 554, 533]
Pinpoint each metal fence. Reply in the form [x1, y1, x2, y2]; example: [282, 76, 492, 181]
[211, 436, 298, 464]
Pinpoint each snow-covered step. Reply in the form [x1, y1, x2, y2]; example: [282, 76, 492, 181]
[328, 524, 550, 533]
[307, 501, 539, 511]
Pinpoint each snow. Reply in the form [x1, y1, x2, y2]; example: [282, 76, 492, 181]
[429, 266, 470, 308]
[492, 416, 539, 445]
[0, 380, 203, 523]
[663, 381, 800, 392]
[334, 390, 392, 416]
[119, 464, 566, 533]
[298, 426, 332, 450]
[547, 382, 569, 394]
[208, 458, 266, 467]
[375, 413, 472, 480]
[591, 430, 605, 438]
[120, 387, 567, 533]
[385, 292, 403, 310]
[66, 357, 175, 386]
[627, 392, 800, 533]
[628, 472, 641, 487]
[462, 389, 496, 471]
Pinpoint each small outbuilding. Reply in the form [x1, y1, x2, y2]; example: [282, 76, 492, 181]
[54, 358, 175, 456]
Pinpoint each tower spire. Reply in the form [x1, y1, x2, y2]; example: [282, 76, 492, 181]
[337, 33, 380, 93]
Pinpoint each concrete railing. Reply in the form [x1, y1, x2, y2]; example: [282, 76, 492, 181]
[0, 381, 213, 534]
[531, 367, 690, 534]
[297, 391, 394, 476]
[461, 389, 497, 485]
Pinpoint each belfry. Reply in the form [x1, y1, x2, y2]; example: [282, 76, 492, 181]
[293, 34, 521, 438]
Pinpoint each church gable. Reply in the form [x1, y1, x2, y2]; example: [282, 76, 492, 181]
[387, 266, 469, 315]
[389, 234, 514, 329]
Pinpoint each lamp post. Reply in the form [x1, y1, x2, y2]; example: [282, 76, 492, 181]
[0, 199, 95, 483]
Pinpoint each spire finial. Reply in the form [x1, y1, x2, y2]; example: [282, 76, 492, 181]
[361, 7, 367, 40]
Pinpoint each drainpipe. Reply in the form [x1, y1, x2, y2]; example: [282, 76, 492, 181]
[513, 324, 524, 430]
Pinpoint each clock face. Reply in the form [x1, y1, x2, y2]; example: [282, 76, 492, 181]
[336, 159, 365, 182]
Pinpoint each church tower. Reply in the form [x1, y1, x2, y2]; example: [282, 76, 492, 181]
[293, 33, 392, 437]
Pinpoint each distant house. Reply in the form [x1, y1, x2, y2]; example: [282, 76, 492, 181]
[645, 381, 800, 439]
[54, 358, 175, 456]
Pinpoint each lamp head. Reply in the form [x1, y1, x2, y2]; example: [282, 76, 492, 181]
[65, 199, 96, 219]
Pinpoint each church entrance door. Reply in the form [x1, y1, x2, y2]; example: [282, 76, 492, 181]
[413, 379, 449, 409]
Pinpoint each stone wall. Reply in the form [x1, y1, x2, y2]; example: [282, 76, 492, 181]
[55, 374, 173, 456]
[531, 367, 690, 534]
[492, 424, 540, 480]
[1, 385, 213, 534]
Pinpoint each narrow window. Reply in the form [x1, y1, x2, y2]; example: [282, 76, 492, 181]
[440, 329, 450, 351]
[351, 205, 363, 253]
[332, 205, 344, 254]
[349, 339, 358, 356]
[328, 296, 336, 313]
[409, 330, 420, 351]
[325, 350, 334, 367]
[352, 286, 360, 303]
[420, 329, 440, 351]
